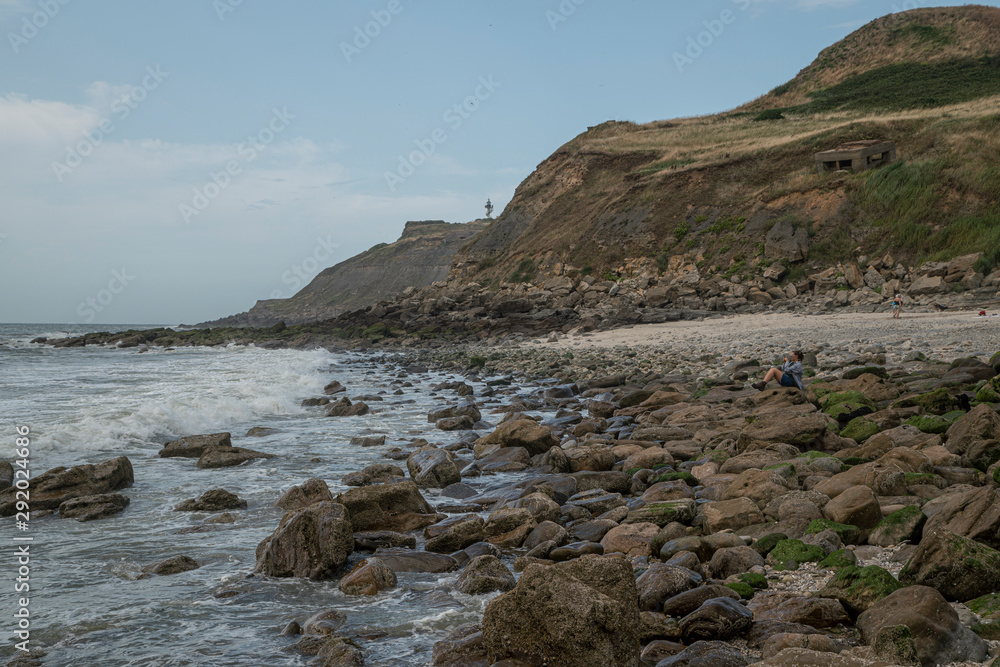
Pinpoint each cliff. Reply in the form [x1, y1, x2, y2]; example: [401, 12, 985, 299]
[200, 220, 488, 327]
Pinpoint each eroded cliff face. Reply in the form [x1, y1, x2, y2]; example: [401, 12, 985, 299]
[200, 220, 487, 327]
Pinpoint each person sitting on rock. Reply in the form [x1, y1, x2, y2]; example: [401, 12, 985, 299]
[752, 351, 803, 391]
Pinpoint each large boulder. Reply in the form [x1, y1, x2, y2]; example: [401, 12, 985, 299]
[900, 529, 1000, 602]
[737, 414, 829, 453]
[254, 501, 354, 580]
[703, 497, 765, 534]
[196, 445, 275, 469]
[920, 486, 1000, 549]
[335, 481, 436, 532]
[821, 485, 882, 537]
[342, 464, 405, 487]
[407, 448, 461, 488]
[474, 419, 559, 456]
[816, 565, 904, 616]
[679, 597, 753, 642]
[0, 456, 133, 516]
[655, 641, 751, 667]
[945, 404, 1000, 460]
[856, 586, 988, 666]
[481, 555, 640, 666]
[636, 564, 703, 612]
[765, 218, 809, 263]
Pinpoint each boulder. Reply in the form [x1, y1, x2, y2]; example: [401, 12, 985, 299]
[325, 397, 369, 417]
[335, 481, 436, 532]
[375, 551, 458, 573]
[474, 419, 559, 457]
[737, 414, 828, 453]
[636, 563, 703, 612]
[407, 448, 461, 488]
[920, 486, 1000, 549]
[349, 435, 386, 447]
[900, 529, 1000, 601]
[254, 501, 354, 580]
[58, 493, 130, 522]
[337, 557, 397, 596]
[765, 218, 809, 263]
[703, 497, 765, 534]
[908, 275, 947, 296]
[159, 433, 230, 458]
[432, 623, 488, 667]
[277, 479, 334, 510]
[821, 485, 881, 537]
[0, 456, 133, 516]
[655, 640, 751, 666]
[706, 546, 765, 580]
[748, 594, 849, 628]
[0, 461, 13, 491]
[661, 585, 741, 618]
[679, 596, 753, 642]
[945, 404, 1000, 458]
[600, 522, 660, 557]
[816, 565, 904, 616]
[857, 586, 988, 666]
[481, 555, 640, 666]
[457, 555, 516, 595]
[174, 488, 247, 512]
[426, 516, 486, 553]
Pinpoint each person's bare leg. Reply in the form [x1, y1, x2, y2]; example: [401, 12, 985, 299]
[763, 368, 783, 384]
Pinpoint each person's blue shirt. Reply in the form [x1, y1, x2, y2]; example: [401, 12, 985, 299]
[782, 360, 803, 390]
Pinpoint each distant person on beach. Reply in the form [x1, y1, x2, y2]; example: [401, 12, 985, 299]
[890, 294, 903, 319]
[752, 350, 803, 391]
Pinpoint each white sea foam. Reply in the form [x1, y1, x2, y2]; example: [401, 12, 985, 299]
[3, 345, 336, 458]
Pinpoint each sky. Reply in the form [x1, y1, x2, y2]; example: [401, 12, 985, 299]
[0, 0, 994, 325]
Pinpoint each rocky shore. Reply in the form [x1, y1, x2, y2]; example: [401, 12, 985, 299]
[9, 310, 1000, 666]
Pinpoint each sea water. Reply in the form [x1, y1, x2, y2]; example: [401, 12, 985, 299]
[0, 324, 504, 666]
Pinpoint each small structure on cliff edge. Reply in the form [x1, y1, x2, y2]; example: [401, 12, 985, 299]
[815, 140, 896, 175]
[485, 198, 494, 219]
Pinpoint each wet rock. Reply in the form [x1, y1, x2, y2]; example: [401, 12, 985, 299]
[900, 528, 1000, 601]
[254, 501, 354, 580]
[760, 633, 839, 660]
[566, 488, 625, 515]
[141, 555, 199, 576]
[437, 416, 475, 431]
[920, 486, 1000, 548]
[441, 482, 478, 499]
[482, 555, 640, 667]
[58, 493, 129, 521]
[661, 585, 741, 618]
[352, 530, 416, 551]
[338, 557, 397, 596]
[655, 640, 751, 666]
[324, 380, 346, 395]
[867, 505, 925, 547]
[325, 397, 369, 417]
[407, 448, 461, 488]
[375, 550, 458, 573]
[639, 639, 684, 664]
[0, 461, 12, 491]
[474, 419, 559, 457]
[857, 585, 988, 666]
[549, 541, 604, 561]
[159, 433, 231, 458]
[524, 520, 569, 550]
[335, 480, 436, 532]
[426, 516, 486, 553]
[341, 464, 405, 487]
[245, 426, 276, 437]
[0, 456, 133, 516]
[457, 555, 516, 595]
[431, 623, 488, 667]
[510, 493, 561, 524]
[277, 478, 334, 510]
[636, 563, 703, 612]
[625, 500, 697, 527]
[569, 519, 618, 543]
[174, 488, 247, 512]
[821, 485, 881, 537]
[196, 445, 275, 469]
[302, 610, 347, 636]
[748, 593, 849, 629]
[679, 596, 754, 642]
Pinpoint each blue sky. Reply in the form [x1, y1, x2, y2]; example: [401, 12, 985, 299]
[0, 0, 993, 324]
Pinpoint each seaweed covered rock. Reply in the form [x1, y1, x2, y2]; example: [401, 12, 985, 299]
[900, 529, 1000, 601]
[816, 565, 904, 616]
[254, 501, 354, 580]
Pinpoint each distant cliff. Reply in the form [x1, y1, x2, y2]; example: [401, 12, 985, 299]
[200, 220, 488, 327]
